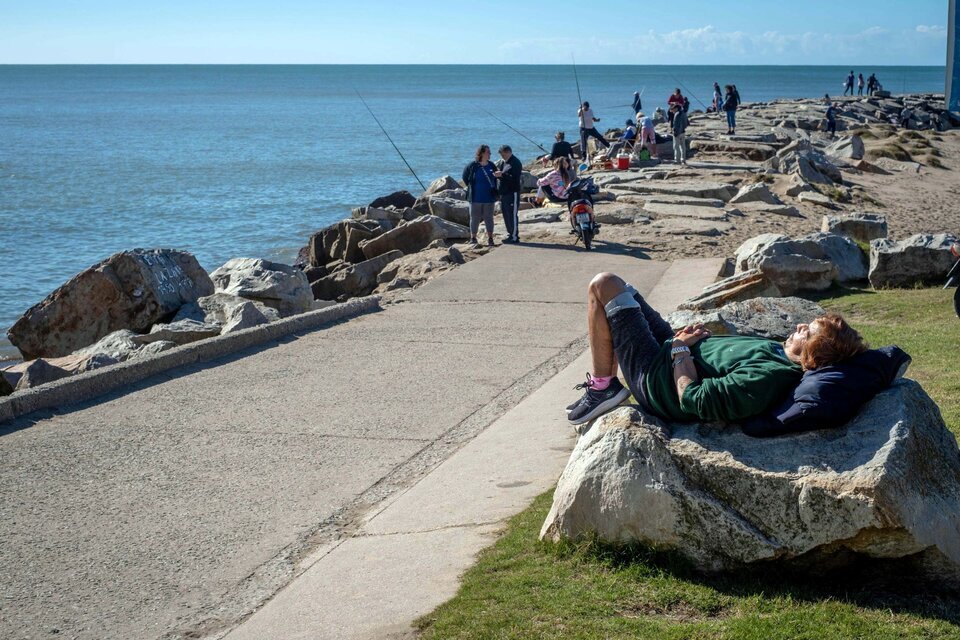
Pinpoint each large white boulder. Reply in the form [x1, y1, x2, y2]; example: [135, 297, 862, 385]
[738, 233, 867, 294]
[423, 175, 460, 196]
[7, 249, 213, 360]
[541, 381, 960, 575]
[869, 233, 959, 288]
[822, 213, 888, 243]
[825, 134, 865, 161]
[668, 297, 825, 341]
[211, 258, 313, 317]
[729, 182, 782, 205]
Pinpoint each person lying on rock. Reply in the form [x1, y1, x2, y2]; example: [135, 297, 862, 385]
[567, 272, 868, 426]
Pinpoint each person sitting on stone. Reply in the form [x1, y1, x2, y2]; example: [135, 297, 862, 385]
[542, 131, 576, 165]
[566, 272, 867, 426]
[604, 119, 638, 159]
[530, 156, 574, 207]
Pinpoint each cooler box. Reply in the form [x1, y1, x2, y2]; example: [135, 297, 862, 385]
[617, 154, 630, 170]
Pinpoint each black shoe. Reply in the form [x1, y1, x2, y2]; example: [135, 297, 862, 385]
[567, 375, 631, 425]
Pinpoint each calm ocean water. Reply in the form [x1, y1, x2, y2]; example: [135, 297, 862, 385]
[0, 64, 947, 358]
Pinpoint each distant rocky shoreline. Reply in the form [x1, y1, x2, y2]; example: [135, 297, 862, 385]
[3, 92, 958, 396]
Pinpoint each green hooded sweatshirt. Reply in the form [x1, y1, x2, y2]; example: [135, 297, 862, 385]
[644, 335, 802, 423]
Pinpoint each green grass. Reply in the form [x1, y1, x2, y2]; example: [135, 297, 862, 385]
[819, 287, 960, 435]
[416, 288, 960, 640]
[820, 186, 852, 203]
[866, 143, 913, 162]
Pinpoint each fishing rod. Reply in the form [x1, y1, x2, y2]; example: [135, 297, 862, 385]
[479, 107, 549, 155]
[669, 75, 709, 111]
[572, 53, 584, 109]
[604, 86, 646, 109]
[355, 89, 427, 191]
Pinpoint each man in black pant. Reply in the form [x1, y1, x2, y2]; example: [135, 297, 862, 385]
[495, 145, 523, 243]
[578, 101, 610, 162]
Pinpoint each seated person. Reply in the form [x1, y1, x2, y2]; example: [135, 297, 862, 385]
[566, 272, 868, 426]
[604, 119, 638, 159]
[531, 156, 574, 207]
[542, 131, 576, 166]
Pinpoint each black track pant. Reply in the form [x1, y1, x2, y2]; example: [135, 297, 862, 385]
[500, 191, 520, 241]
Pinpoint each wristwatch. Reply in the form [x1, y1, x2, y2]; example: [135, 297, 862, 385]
[670, 345, 691, 358]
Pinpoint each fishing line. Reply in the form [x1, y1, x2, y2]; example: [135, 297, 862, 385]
[355, 89, 427, 191]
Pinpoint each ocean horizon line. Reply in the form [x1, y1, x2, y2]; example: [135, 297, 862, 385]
[0, 62, 948, 69]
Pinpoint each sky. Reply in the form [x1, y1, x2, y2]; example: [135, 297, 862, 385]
[0, 0, 952, 65]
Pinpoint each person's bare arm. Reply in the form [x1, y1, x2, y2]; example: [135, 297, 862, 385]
[671, 324, 710, 402]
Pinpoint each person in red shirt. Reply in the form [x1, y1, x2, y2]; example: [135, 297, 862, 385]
[667, 88, 684, 126]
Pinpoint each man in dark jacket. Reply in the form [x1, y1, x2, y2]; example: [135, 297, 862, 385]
[670, 104, 689, 164]
[495, 145, 524, 244]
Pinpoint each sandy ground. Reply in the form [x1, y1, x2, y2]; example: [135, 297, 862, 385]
[504, 108, 960, 265]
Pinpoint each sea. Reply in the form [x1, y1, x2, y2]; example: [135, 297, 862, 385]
[0, 64, 948, 359]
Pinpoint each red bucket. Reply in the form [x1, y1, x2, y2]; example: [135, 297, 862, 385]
[616, 154, 630, 170]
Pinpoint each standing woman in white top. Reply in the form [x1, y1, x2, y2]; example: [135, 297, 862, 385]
[577, 101, 610, 163]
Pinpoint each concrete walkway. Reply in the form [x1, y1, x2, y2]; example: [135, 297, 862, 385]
[0, 243, 721, 640]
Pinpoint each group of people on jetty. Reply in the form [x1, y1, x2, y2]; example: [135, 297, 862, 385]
[458, 81, 743, 247]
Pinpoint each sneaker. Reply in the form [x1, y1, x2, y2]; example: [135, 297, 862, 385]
[567, 375, 631, 425]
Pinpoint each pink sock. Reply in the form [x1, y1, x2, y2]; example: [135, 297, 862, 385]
[589, 375, 613, 391]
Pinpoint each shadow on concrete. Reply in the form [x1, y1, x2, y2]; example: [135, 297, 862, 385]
[0, 320, 345, 438]
[517, 239, 652, 260]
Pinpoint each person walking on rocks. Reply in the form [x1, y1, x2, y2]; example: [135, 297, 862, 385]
[844, 70, 855, 96]
[722, 85, 738, 135]
[857, 73, 865, 96]
[825, 102, 838, 138]
[495, 145, 523, 244]
[578, 101, 610, 162]
[712, 82, 723, 118]
[670, 103, 689, 164]
[462, 144, 498, 247]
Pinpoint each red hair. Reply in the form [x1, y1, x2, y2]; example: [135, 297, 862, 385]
[801, 313, 868, 370]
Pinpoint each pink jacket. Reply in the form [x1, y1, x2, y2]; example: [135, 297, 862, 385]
[536, 170, 570, 199]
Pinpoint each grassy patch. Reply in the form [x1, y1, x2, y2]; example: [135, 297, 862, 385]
[898, 130, 926, 142]
[855, 191, 885, 207]
[866, 143, 913, 162]
[926, 155, 945, 169]
[821, 186, 852, 203]
[819, 287, 960, 434]
[417, 288, 960, 640]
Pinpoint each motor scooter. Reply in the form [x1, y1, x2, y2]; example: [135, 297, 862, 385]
[566, 177, 601, 251]
[945, 243, 960, 318]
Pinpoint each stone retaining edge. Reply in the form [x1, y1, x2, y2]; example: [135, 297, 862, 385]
[0, 296, 382, 425]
